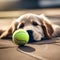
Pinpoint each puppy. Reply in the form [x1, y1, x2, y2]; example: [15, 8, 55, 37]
[0, 13, 60, 42]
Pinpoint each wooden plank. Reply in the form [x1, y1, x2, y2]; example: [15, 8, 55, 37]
[0, 8, 60, 18]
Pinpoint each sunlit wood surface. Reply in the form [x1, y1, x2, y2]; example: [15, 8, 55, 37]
[0, 8, 60, 18]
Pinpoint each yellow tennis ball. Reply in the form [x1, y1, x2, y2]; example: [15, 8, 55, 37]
[12, 29, 29, 45]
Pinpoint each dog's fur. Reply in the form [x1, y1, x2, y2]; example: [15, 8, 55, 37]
[0, 13, 60, 41]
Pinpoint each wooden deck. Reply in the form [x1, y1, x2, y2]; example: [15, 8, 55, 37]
[0, 8, 60, 18]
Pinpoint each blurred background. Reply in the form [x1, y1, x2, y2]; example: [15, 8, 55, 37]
[0, 0, 60, 11]
[0, 0, 60, 22]
[0, 0, 60, 23]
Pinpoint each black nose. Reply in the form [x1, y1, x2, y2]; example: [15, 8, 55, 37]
[27, 30, 36, 43]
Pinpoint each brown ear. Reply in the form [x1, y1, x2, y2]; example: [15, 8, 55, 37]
[39, 14, 54, 38]
[0, 29, 6, 35]
[10, 21, 19, 33]
[0, 21, 19, 38]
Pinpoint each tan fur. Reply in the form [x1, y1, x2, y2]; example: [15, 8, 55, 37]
[0, 13, 60, 41]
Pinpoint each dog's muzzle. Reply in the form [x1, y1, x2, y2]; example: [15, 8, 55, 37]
[27, 29, 44, 43]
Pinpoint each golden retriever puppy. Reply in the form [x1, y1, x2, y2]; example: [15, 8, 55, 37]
[0, 13, 60, 42]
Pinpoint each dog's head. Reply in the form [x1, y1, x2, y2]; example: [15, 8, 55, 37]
[14, 13, 54, 41]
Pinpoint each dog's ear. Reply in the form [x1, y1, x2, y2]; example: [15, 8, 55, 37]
[0, 20, 19, 38]
[39, 14, 54, 38]
[10, 21, 19, 33]
[0, 29, 5, 35]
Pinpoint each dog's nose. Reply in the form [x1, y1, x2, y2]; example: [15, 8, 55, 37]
[27, 30, 36, 43]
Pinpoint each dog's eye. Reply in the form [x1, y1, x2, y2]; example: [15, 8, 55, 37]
[19, 23, 24, 28]
[32, 21, 38, 26]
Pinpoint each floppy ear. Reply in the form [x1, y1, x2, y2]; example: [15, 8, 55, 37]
[0, 29, 6, 35]
[0, 20, 19, 38]
[39, 14, 54, 38]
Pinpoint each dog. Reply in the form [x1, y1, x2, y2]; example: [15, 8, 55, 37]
[0, 13, 60, 42]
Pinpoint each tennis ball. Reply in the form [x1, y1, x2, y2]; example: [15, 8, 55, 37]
[12, 29, 29, 45]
